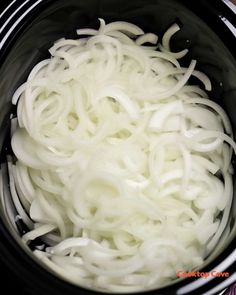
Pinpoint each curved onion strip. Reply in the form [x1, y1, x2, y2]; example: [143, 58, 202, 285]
[136, 33, 158, 45]
[161, 23, 188, 58]
[76, 28, 98, 36]
[162, 23, 180, 51]
[22, 224, 56, 243]
[183, 97, 232, 134]
[206, 172, 233, 253]
[8, 161, 33, 228]
[102, 21, 144, 36]
[159, 44, 188, 59]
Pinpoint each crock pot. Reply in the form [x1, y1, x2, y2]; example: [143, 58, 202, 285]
[0, 0, 235, 294]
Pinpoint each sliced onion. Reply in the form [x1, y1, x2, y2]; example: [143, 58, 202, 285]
[10, 19, 235, 293]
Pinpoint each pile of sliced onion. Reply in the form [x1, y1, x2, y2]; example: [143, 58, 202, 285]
[10, 19, 236, 292]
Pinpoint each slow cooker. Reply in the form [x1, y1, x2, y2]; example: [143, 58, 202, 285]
[0, 0, 235, 294]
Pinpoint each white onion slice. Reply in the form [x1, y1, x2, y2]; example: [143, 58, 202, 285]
[136, 33, 158, 45]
